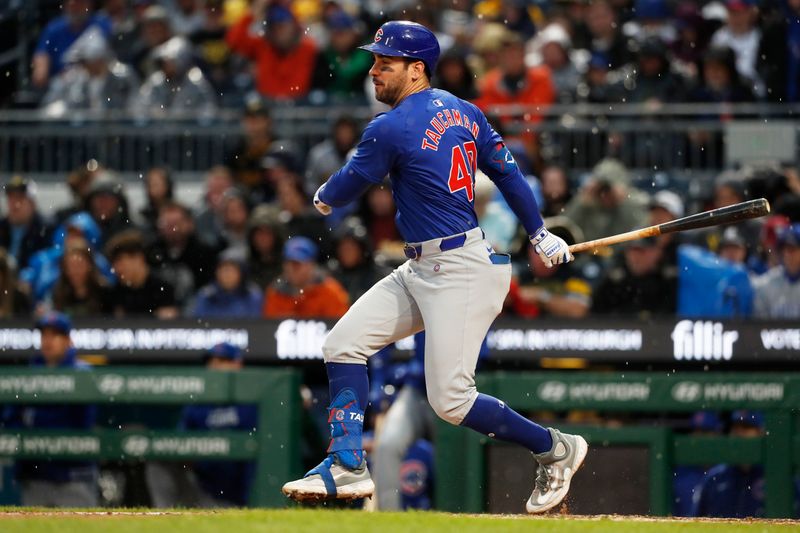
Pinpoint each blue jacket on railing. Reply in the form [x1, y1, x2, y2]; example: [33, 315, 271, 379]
[179, 403, 258, 506]
[0, 348, 97, 483]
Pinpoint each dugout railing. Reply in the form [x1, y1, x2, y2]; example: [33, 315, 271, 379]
[0, 367, 301, 507]
[436, 372, 799, 518]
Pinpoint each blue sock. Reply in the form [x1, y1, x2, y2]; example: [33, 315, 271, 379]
[326, 362, 369, 408]
[325, 362, 368, 468]
[461, 393, 553, 454]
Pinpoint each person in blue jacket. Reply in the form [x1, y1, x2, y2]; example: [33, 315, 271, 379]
[146, 342, 257, 507]
[1, 312, 98, 506]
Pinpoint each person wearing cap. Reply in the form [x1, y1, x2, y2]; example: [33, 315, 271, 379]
[563, 158, 649, 243]
[717, 226, 748, 265]
[527, 23, 581, 104]
[224, 98, 275, 191]
[86, 170, 134, 244]
[310, 10, 372, 102]
[226, 3, 318, 100]
[31, 0, 112, 88]
[710, 0, 764, 97]
[146, 342, 257, 507]
[305, 116, 361, 193]
[131, 35, 217, 118]
[263, 236, 349, 319]
[592, 236, 678, 316]
[752, 223, 800, 319]
[105, 229, 178, 318]
[585, 0, 635, 71]
[691, 410, 773, 518]
[618, 36, 688, 104]
[648, 189, 685, 263]
[0, 176, 52, 271]
[247, 205, 285, 289]
[127, 4, 174, 78]
[40, 28, 139, 117]
[0, 312, 98, 507]
[191, 247, 263, 318]
[147, 201, 219, 306]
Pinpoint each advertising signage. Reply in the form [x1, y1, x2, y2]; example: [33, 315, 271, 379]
[0, 318, 797, 364]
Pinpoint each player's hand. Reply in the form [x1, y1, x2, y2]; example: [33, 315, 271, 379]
[313, 184, 332, 216]
[530, 227, 573, 268]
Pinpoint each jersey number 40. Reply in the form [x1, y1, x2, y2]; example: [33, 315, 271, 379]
[448, 140, 477, 202]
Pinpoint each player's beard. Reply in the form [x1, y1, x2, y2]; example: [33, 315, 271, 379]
[374, 80, 402, 106]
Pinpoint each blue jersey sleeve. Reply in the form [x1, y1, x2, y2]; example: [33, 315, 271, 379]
[318, 114, 398, 207]
[471, 107, 545, 236]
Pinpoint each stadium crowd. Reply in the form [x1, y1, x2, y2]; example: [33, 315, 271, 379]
[1, 0, 800, 518]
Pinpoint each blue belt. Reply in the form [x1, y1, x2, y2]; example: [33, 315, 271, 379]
[403, 233, 468, 260]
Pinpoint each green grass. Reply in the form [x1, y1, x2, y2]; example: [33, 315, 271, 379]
[0, 509, 797, 533]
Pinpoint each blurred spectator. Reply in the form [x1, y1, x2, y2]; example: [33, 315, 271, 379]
[673, 411, 724, 517]
[574, 51, 622, 104]
[0, 176, 52, 270]
[690, 46, 756, 104]
[131, 36, 217, 118]
[225, 98, 274, 193]
[528, 24, 582, 104]
[310, 10, 371, 102]
[55, 161, 100, 225]
[163, 0, 207, 36]
[433, 48, 476, 101]
[710, 0, 763, 97]
[0, 248, 31, 318]
[41, 29, 140, 116]
[585, 0, 634, 70]
[473, 32, 555, 146]
[246, 205, 285, 289]
[758, 0, 800, 102]
[692, 410, 766, 518]
[328, 217, 386, 303]
[139, 166, 175, 233]
[51, 242, 112, 317]
[105, 229, 178, 318]
[360, 184, 403, 252]
[0, 313, 98, 507]
[622, 0, 676, 46]
[189, 0, 241, 103]
[219, 188, 251, 251]
[693, 172, 761, 254]
[718, 226, 749, 265]
[276, 176, 330, 252]
[147, 202, 218, 306]
[226, 3, 318, 100]
[86, 171, 132, 243]
[470, 23, 513, 80]
[195, 165, 234, 250]
[540, 164, 573, 217]
[505, 219, 592, 319]
[752, 223, 800, 319]
[305, 116, 360, 192]
[20, 212, 114, 304]
[563, 159, 649, 242]
[147, 342, 257, 507]
[670, 2, 710, 79]
[648, 190, 684, 262]
[191, 247, 262, 318]
[32, 0, 112, 89]
[127, 5, 174, 78]
[592, 238, 677, 316]
[618, 37, 688, 103]
[100, 0, 139, 58]
[474, 173, 518, 253]
[263, 237, 349, 318]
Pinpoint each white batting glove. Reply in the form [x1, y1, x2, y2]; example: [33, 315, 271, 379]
[530, 227, 573, 268]
[313, 184, 332, 216]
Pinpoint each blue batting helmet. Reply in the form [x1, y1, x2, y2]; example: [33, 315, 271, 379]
[359, 21, 440, 76]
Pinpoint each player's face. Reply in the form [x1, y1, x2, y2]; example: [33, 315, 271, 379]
[369, 54, 413, 106]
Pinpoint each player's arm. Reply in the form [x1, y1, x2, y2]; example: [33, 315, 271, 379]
[472, 108, 571, 267]
[314, 115, 396, 215]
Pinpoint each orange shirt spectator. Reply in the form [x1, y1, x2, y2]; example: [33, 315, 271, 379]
[473, 33, 555, 142]
[226, 5, 317, 100]
[263, 236, 349, 318]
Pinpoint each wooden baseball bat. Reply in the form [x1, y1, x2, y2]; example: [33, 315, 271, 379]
[568, 198, 771, 254]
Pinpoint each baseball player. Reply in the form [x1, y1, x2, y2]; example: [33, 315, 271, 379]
[282, 21, 588, 514]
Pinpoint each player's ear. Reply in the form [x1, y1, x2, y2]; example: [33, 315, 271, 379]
[410, 60, 425, 81]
